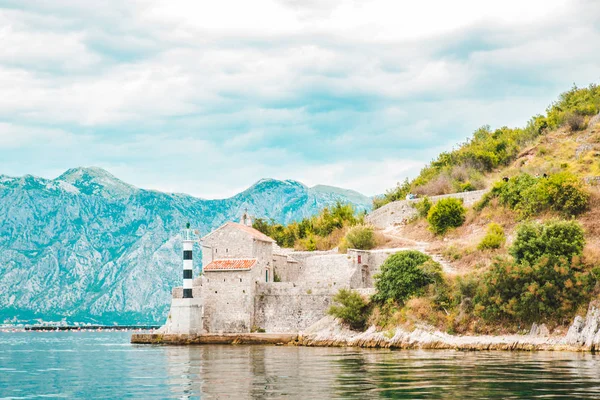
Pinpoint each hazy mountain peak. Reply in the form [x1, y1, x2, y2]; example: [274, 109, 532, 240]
[55, 167, 136, 198]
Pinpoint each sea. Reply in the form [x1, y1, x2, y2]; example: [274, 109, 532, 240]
[1, 331, 600, 399]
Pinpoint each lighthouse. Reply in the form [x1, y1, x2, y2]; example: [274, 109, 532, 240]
[182, 222, 194, 298]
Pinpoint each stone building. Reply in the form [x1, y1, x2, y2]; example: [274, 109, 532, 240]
[160, 213, 396, 335]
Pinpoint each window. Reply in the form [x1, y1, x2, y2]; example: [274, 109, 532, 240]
[183, 270, 193, 279]
[357, 255, 362, 264]
[266, 270, 269, 282]
[183, 250, 192, 260]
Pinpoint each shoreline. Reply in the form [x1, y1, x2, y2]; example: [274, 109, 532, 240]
[130, 304, 600, 353]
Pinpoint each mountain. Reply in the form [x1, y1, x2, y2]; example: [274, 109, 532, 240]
[0, 168, 371, 325]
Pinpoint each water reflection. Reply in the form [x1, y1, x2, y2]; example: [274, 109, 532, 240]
[2, 332, 600, 399]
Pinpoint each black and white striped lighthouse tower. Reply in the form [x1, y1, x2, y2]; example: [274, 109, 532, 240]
[182, 222, 194, 298]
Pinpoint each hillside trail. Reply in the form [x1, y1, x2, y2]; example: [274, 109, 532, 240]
[380, 226, 457, 274]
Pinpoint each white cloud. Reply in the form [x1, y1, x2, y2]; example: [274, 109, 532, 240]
[0, 0, 598, 198]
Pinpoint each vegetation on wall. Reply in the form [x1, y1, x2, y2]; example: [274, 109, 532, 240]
[253, 202, 364, 250]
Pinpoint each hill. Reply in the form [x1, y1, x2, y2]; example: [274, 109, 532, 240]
[0, 168, 371, 325]
[365, 84, 600, 334]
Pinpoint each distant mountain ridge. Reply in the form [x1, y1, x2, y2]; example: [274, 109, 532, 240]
[0, 167, 371, 325]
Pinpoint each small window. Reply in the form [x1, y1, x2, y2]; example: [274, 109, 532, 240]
[215, 249, 218, 253]
[357, 255, 362, 264]
[183, 250, 193, 260]
[240, 278, 242, 282]
[226, 248, 229, 253]
[266, 270, 269, 282]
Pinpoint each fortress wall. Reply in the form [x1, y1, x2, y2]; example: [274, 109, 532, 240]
[254, 282, 340, 333]
[254, 283, 376, 333]
[366, 189, 487, 229]
[296, 254, 355, 286]
[272, 254, 302, 282]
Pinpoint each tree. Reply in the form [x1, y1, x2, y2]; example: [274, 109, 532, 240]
[373, 251, 442, 305]
[510, 220, 585, 265]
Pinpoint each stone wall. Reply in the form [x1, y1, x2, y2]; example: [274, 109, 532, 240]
[202, 270, 257, 333]
[297, 254, 356, 286]
[254, 282, 339, 333]
[272, 254, 300, 282]
[347, 248, 402, 285]
[366, 190, 487, 229]
[201, 226, 255, 266]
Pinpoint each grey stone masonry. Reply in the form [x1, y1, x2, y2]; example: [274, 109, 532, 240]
[366, 190, 487, 229]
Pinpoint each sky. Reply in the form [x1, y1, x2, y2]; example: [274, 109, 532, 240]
[0, 0, 599, 199]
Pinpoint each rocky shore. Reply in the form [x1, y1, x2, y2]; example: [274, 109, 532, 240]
[297, 303, 600, 352]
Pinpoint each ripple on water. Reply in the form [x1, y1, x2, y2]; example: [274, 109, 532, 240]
[2, 332, 600, 398]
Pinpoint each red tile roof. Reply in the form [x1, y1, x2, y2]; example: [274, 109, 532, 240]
[203, 258, 257, 271]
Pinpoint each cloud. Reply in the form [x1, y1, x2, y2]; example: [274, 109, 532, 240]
[0, 0, 598, 198]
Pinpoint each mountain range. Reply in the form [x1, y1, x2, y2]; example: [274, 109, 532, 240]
[0, 167, 371, 325]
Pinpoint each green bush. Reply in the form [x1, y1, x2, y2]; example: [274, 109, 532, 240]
[510, 220, 585, 265]
[328, 289, 371, 330]
[483, 172, 589, 218]
[540, 172, 590, 217]
[344, 224, 376, 250]
[427, 198, 466, 235]
[413, 196, 432, 218]
[477, 222, 506, 250]
[475, 256, 595, 324]
[373, 250, 442, 305]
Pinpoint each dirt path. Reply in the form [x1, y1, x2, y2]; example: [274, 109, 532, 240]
[380, 226, 457, 274]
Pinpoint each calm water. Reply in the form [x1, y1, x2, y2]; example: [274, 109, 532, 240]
[2, 332, 600, 399]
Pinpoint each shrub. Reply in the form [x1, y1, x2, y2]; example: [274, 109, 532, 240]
[413, 174, 454, 196]
[373, 251, 442, 305]
[344, 224, 376, 250]
[510, 220, 585, 265]
[564, 112, 587, 131]
[540, 172, 590, 217]
[482, 172, 589, 218]
[328, 289, 371, 330]
[477, 222, 506, 250]
[413, 196, 432, 218]
[427, 198, 466, 235]
[460, 182, 476, 192]
[475, 256, 595, 324]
